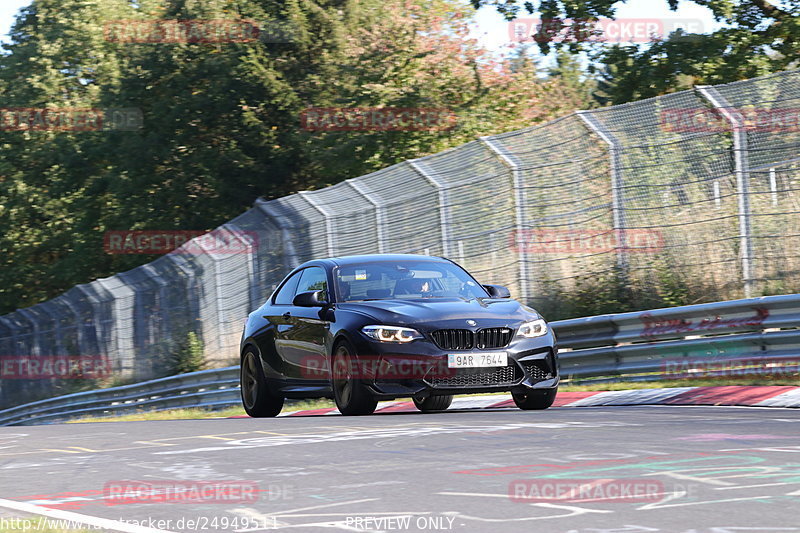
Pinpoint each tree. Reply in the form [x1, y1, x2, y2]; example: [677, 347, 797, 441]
[0, 0, 589, 314]
[547, 49, 595, 106]
[0, 0, 134, 313]
[472, 0, 800, 104]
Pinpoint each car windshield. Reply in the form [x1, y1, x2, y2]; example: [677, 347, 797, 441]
[335, 260, 489, 302]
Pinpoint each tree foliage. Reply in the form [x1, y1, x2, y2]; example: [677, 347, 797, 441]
[474, 0, 800, 104]
[0, 0, 587, 314]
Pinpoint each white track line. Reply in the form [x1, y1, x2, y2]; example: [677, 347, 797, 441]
[0, 497, 177, 533]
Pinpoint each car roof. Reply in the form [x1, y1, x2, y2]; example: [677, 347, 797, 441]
[298, 254, 451, 269]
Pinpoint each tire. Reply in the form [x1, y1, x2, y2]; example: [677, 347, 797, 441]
[240, 350, 284, 417]
[331, 340, 378, 416]
[512, 388, 557, 410]
[413, 395, 453, 413]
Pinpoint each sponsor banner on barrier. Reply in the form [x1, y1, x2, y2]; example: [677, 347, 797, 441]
[508, 478, 665, 503]
[0, 356, 111, 379]
[0, 108, 142, 131]
[508, 18, 704, 44]
[653, 340, 750, 360]
[103, 229, 259, 255]
[509, 228, 664, 254]
[638, 307, 769, 338]
[300, 107, 457, 132]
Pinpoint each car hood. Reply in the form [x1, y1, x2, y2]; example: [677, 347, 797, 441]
[336, 298, 539, 328]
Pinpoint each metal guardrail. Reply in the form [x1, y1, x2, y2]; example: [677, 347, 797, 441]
[1, 294, 798, 425]
[5, 70, 800, 412]
[554, 294, 800, 381]
[0, 367, 241, 426]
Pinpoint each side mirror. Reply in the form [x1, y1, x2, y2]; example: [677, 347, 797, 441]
[483, 284, 511, 298]
[293, 290, 328, 307]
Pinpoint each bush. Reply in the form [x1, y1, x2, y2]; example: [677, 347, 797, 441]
[171, 332, 205, 374]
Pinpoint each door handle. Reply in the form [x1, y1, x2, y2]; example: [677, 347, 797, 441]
[282, 312, 291, 319]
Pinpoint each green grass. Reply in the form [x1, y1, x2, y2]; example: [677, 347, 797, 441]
[65, 399, 334, 423]
[561, 375, 799, 391]
[61, 375, 799, 423]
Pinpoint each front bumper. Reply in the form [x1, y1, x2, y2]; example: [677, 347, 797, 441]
[349, 331, 559, 400]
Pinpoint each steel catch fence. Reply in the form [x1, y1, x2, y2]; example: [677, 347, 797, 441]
[1, 293, 797, 425]
[3, 70, 800, 409]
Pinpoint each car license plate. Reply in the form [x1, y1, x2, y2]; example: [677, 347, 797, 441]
[448, 352, 508, 368]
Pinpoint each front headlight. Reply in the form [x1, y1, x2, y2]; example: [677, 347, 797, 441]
[362, 325, 423, 343]
[517, 318, 548, 338]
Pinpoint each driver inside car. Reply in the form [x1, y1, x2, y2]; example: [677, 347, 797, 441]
[393, 278, 432, 296]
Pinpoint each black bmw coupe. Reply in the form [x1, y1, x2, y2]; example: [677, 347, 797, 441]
[240, 254, 558, 416]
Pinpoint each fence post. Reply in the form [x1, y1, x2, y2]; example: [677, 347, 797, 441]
[16, 309, 41, 357]
[576, 111, 629, 277]
[94, 277, 134, 377]
[255, 200, 300, 269]
[74, 284, 104, 360]
[0, 316, 19, 357]
[42, 303, 64, 356]
[696, 85, 755, 298]
[479, 136, 529, 301]
[60, 292, 87, 355]
[408, 159, 451, 257]
[162, 254, 203, 351]
[216, 223, 259, 314]
[193, 235, 227, 360]
[140, 263, 170, 341]
[346, 179, 386, 253]
[0, 318, 13, 405]
[298, 191, 335, 257]
[769, 168, 778, 207]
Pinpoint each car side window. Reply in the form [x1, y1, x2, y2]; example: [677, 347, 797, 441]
[296, 267, 328, 296]
[273, 270, 303, 305]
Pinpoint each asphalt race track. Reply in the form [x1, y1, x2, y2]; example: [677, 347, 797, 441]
[1, 405, 799, 533]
